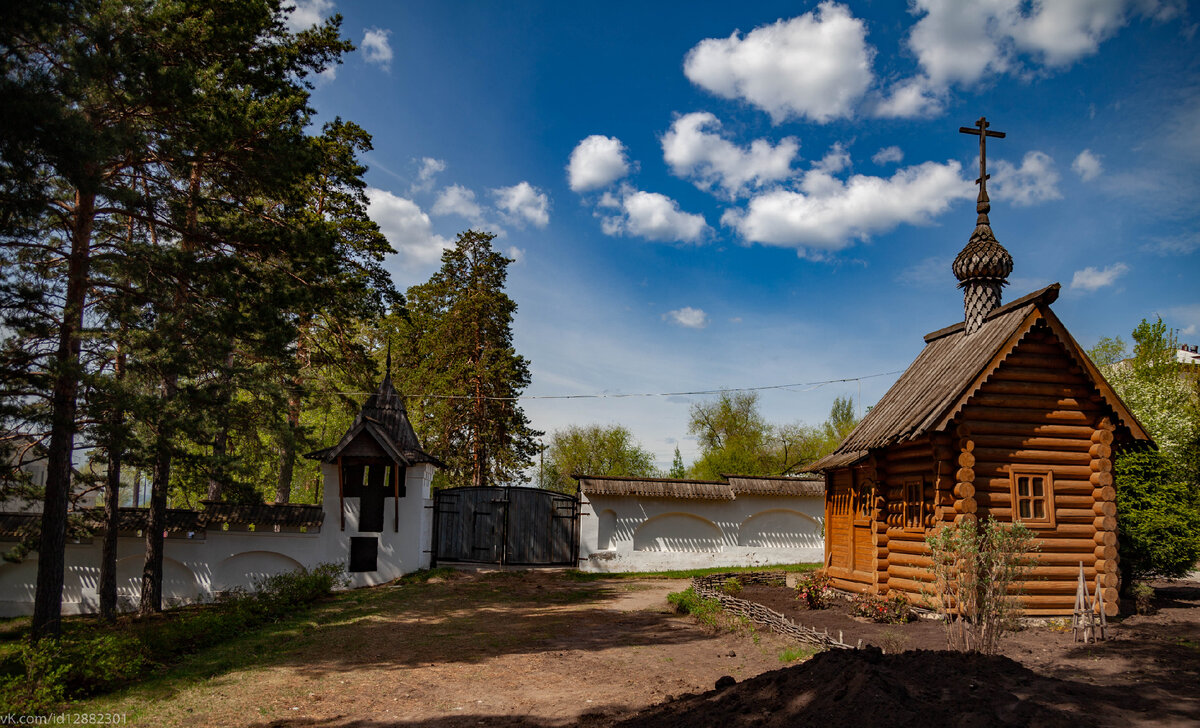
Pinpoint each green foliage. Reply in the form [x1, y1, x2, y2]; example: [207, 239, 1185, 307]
[1087, 336, 1128, 368]
[850, 591, 912, 624]
[542, 424, 658, 492]
[1096, 317, 1200, 453]
[794, 570, 834, 610]
[1131, 582, 1156, 615]
[925, 518, 1037, 654]
[396, 231, 541, 488]
[0, 563, 345, 714]
[669, 446, 686, 478]
[666, 587, 723, 628]
[721, 577, 743, 595]
[686, 393, 858, 479]
[1114, 448, 1200, 581]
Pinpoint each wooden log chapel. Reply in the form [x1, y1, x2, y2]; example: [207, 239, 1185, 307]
[803, 118, 1152, 616]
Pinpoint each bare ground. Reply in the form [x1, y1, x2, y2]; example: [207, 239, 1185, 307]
[82, 571, 803, 727]
[79, 571, 1200, 727]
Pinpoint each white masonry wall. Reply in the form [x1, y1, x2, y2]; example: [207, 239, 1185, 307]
[0, 462, 435, 617]
[577, 492, 824, 572]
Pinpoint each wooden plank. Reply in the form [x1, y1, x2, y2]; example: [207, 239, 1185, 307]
[972, 448, 1091, 464]
[971, 435, 1092, 451]
[960, 406, 1091, 423]
[969, 393, 1100, 411]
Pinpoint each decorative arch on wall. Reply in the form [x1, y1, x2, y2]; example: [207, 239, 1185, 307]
[597, 509, 618, 550]
[213, 551, 306, 591]
[736, 509, 822, 549]
[115, 555, 199, 602]
[632, 513, 724, 552]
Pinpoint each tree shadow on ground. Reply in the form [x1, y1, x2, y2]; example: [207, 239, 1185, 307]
[249, 708, 633, 727]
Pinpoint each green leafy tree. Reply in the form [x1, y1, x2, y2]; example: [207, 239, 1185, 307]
[1093, 318, 1199, 453]
[543, 424, 658, 492]
[1114, 449, 1200, 583]
[687, 392, 774, 480]
[398, 231, 541, 488]
[669, 446, 686, 479]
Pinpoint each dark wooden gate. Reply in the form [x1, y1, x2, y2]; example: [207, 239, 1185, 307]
[432, 486, 579, 566]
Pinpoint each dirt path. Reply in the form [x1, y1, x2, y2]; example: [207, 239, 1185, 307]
[93, 571, 802, 727]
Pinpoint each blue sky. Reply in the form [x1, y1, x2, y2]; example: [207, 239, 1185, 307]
[290, 0, 1200, 469]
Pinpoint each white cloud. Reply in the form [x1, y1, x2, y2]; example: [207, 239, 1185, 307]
[665, 307, 708, 329]
[492, 182, 550, 228]
[361, 28, 393, 69]
[411, 157, 446, 193]
[683, 1, 874, 123]
[990, 151, 1062, 206]
[903, 1, 1174, 93]
[722, 161, 972, 254]
[282, 0, 333, 33]
[600, 188, 710, 243]
[871, 76, 945, 118]
[506, 246, 525, 264]
[432, 184, 484, 222]
[661, 112, 798, 198]
[365, 188, 452, 267]
[1072, 149, 1104, 181]
[812, 144, 851, 174]
[1070, 262, 1130, 291]
[567, 135, 631, 193]
[872, 146, 905, 165]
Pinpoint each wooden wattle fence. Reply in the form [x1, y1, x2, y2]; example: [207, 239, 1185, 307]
[691, 572, 857, 650]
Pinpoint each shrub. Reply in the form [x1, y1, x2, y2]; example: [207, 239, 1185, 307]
[925, 517, 1037, 654]
[667, 588, 723, 628]
[0, 562, 346, 715]
[794, 570, 833, 610]
[1115, 449, 1200, 584]
[1131, 582, 1156, 615]
[850, 591, 912, 624]
[721, 577, 743, 596]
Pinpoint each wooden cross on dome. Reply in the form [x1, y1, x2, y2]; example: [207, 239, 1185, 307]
[959, 116, 1006, 198]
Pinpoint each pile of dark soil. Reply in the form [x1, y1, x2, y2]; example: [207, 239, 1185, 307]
[616, 647, 1126, 728]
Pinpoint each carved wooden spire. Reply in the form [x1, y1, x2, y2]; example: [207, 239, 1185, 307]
[953, 117, 1012, 335]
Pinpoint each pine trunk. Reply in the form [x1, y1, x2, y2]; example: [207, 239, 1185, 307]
[99, 344, 125, 620]
[32, 189, 94, 639]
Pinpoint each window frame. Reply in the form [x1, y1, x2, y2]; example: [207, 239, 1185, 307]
[1009, 466, 1056, 529]
[902, 479, 924, 531]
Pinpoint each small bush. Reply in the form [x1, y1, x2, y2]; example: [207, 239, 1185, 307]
[0, 562, 346, 715]
[877, 628, 909, 655]
[1115, 449, 1200, 583]
[667, 588, 723, 628]
[1131, 582, 1156, 615]
[926, 517, 1037, 655]
[794, 570, 834, 610]
[850, 591, 912, 624]
[721, 577, 743, 596]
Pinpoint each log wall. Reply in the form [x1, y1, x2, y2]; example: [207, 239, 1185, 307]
[954, 322, 1118, 616]
[881, 436, 936, 600]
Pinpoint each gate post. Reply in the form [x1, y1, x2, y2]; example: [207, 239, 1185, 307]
[499, 486, 510, 566]
[429, 490, 440, 568]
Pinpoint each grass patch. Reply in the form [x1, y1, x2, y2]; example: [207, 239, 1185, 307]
[778, 645, 817, 663]
[390, 567, 460, 585]
[666, 587, 723, 629]
[0, 563, 347, 715]
[565, 563, 819, 582]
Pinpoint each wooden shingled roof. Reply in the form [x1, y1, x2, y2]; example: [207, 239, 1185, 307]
[309, 374, 443, 466]
[804, 283, 1150, 472]
[575, 475, 734, 500]
[723, 474, 824, 496]
[574, 473, 825, 500]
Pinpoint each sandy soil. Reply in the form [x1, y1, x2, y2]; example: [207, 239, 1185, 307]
[102, 571, 802, 728]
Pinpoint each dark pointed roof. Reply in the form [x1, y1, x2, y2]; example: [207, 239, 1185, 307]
[803, 284, 1151, 472]
[306, 375, 444, 467]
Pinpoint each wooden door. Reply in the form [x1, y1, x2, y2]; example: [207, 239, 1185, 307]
[851, 467, 874, 578]
[827, 470, 853, 570]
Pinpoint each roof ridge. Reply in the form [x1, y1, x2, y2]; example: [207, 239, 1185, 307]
[924, 283, 1060, 343]
[571, 474, 729, 485]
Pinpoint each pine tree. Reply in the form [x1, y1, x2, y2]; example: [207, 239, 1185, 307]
[669, 446, 686, 479]
[399, 231, 541, 488]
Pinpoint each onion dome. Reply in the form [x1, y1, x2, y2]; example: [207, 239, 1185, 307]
[953, 190, 1012, 285]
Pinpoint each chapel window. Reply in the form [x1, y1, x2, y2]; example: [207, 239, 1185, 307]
[1010, 468, 1055, 528]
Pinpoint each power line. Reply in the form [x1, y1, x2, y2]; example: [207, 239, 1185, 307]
[332, 368, 906, 402]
